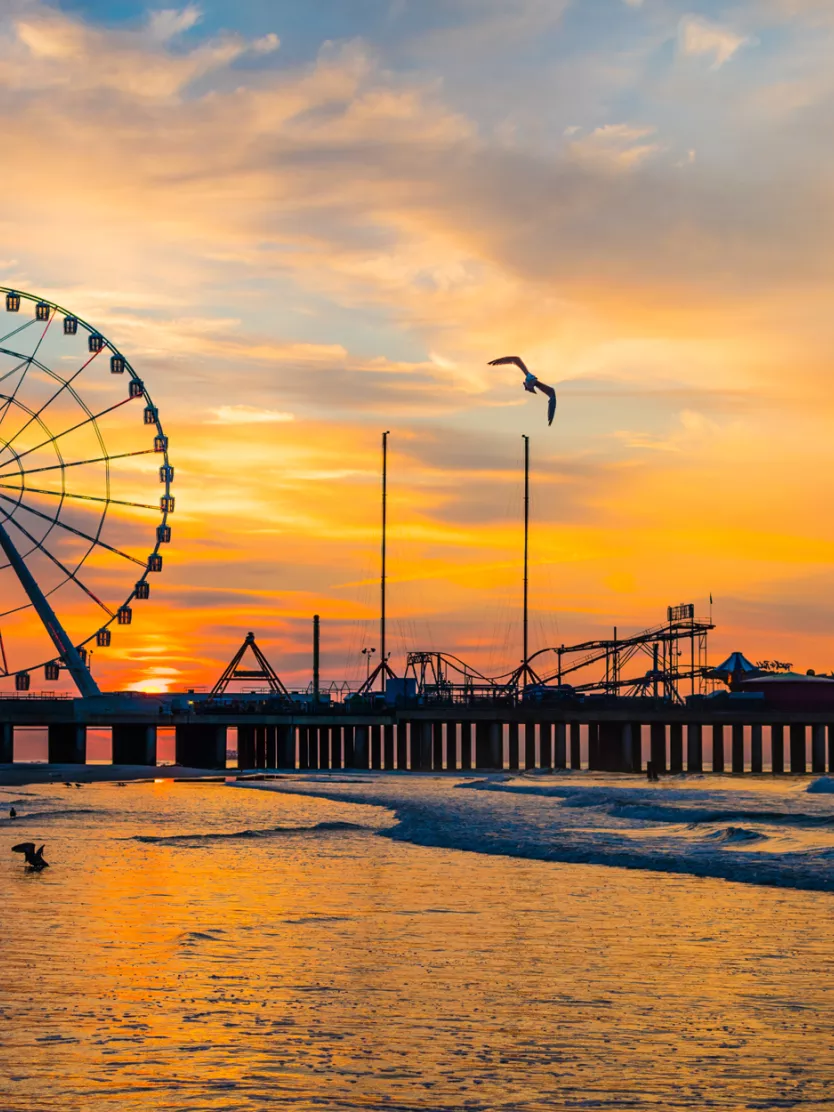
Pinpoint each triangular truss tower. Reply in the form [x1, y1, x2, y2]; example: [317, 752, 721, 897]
[356, 655, 398, 697]
[210, 632, 290, 699]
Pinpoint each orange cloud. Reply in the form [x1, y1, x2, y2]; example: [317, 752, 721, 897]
[1, 1, 834, 694]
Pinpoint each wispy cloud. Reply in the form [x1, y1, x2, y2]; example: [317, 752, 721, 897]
[678, 15, 751, 68]
[147, 5, 202, 42]
[209, 406, 296, 425]
[567, 123, 660, 171]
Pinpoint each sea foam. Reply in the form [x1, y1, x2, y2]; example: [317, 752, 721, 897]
[233, 774, 834, 892]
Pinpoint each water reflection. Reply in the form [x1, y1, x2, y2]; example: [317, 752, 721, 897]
[1, 780, 833, 1110]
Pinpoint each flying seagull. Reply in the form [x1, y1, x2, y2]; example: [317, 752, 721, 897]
[12, 842, 49, 870]
[488, 355, 557, 426]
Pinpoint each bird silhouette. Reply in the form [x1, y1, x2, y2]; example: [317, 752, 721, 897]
[9, 806, 16, 818]
[488, 355, 557, 425]
[12, 842, 49, 870]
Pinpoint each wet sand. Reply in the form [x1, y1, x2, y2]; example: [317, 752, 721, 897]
[0, 763, 226, 787]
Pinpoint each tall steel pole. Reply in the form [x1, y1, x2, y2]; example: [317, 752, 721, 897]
[380, 431, 390, 692]
[0, 517, 100, 697]
[522, 434, 529, 686]
[312, 614, 320, 704]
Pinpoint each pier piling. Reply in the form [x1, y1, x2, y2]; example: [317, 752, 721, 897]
[812, 723, 826, 773]
[460, 722, 472, 770]
[790, 724, 806, 774]
[750, 724, 763, 773]
[396, 722, 408, 770]
[48, 724, 86, 765]
[447, 722, 458, 770]
[343, 724, 354, 768]
[298, 725, 310, 770]
[554, 722, 567, 769]
[433, 722, 443, 771]
[771, 724, 785, 773]
[570, 722, 581, 769]
[650, 722, 666, 774]
[712, 724, 725, 772]
[0, 722, 12, 763]
[508, 721, 519, 770]
[112, 724, 156, 766]
[277, 724, 294, 769]
[353, 725, 369, 769]
[732, 723, 744, 774]
[175, 724, 226, 770]
[669, 723, 683, 773]
[384, 723, 395, 769]
[524, 723, 536, 770]
[540, 722, 553, 769]
[255, 726, 267, 769]
[371, 724, 382, 770]
[687, 722, 703, 772]
[588, 722, 600, 769]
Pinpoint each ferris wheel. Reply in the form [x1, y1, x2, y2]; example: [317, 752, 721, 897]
[0, 287, 173, 696]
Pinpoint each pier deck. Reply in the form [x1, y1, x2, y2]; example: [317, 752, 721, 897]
[1, 696, 833, 775]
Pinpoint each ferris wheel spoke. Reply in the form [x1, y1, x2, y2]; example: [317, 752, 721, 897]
[0, 492, 147, 567]
[0, 448, 156, 481]
[0, 318, 38, 347]
[0, 346, 105, 462]
[0, 309, 56, 439]
[3, 395, 137, 471]
[0, 482, 158, 511]
[2, 510, 115, 616]
[0, 356, 33, 388]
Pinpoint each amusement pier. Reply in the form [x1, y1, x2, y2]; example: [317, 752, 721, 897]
[1, 287, 832, 777]
[3, 610, 834, 776]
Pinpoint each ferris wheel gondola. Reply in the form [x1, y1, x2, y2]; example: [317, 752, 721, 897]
[0, 287, 173, 695]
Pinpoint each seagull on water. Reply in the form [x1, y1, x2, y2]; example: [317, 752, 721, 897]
[12, 842, 49, 870]
[488, 355, 557, 426]
[9, 806, 16, 818]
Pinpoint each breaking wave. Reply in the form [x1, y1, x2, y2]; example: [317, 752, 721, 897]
[807, 777, 834, 794]
[464, 781, 834, 828]
[3, 807, 100, 822]
[234, 776, 834, 893]
[702, 826, 768, 844]
[129, 820, 368, 846]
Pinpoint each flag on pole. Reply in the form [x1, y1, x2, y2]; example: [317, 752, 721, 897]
[709, 593, 713, 605]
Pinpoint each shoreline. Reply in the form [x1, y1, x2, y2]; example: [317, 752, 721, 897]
[0, 763, 231, 787]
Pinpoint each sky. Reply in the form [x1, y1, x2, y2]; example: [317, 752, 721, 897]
[1, 0, 834, 694]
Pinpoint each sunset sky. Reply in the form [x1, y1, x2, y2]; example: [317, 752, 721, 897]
[1, 0, 833, 693]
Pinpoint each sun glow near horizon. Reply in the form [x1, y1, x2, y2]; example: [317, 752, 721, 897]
[2, 0, 834, 690]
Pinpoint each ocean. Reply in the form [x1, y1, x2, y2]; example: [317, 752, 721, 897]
[2, 771, 833, 1110]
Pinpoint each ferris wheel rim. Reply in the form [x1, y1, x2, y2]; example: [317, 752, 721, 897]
[0, 286, 173, 681]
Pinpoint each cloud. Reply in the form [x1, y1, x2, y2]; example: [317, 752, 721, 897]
[3, 3, 274, 99]
[567, 123, 660, 171]
[147, 6, 202, 42]
[209, 406, 296, 425]
[678, 15, 751, 68]
[1, 1, 833, 688]
[252, 32, 280, 55]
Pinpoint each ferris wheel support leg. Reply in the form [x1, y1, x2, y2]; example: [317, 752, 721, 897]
[0, 517, 101, 698]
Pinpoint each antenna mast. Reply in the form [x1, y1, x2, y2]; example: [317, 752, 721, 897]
[523, 434, 530, 687]
[381, 430, 390, 692]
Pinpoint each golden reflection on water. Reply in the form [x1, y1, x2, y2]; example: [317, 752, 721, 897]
[1, 780, 833, 1111]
